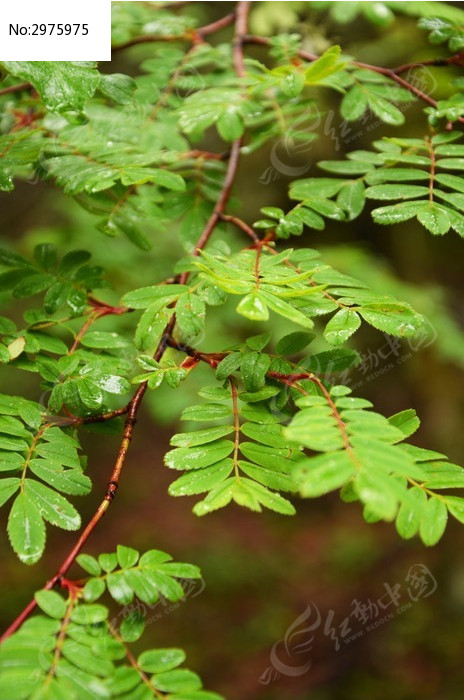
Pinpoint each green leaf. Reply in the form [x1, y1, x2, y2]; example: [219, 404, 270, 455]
[71, 604, 108, 625]
[170, 426, 234, 448]
[176, 292, 206, 342]
[293, 452, 355, 497]
[82, 577, 106, 602]
[236, 294, 269, 321]
[106, 572, 134, 605]
[13, 273, 54, 299]
[241, 422, 294, 449]
[181, 403, 231, 422]
[24, 480, 81, 530]
[305, 46, 344, 83]
[435, 173, 464, 193]
[446, 496, 464, 524]
[2, 61, 100, 112]
[99, 73, 136, 104]
[337, 180, 365, 220]
[99, 552, 118, 572]
[367, 92, 405, 125]
[355, 470, 399, 520]
[281, 71, 305, 97]
[276, 331, 315, 355]
[135, 302, 175, 352]
[396, 487, 426, 539]
[324, 308, 361, 345]
[117, 544, 139, 569]
[417, 204, 451, 235]
[341, 85, 368, 121]
[365, 184, 430, 200]
[388, 409, 420, 439]
[290, 178, 345, 199]
[151, 169, 186, 192]
[363, 2, 394, 25]
[217, 109, 244, 141]
[215, 353, 242, 381]
[236, 479, 296, 515]
[76, 553, 102, 577]
[240, 386, 279, 403]
[122, 285, 188, 309]
[419, 497, 448, 546]
[193, 478, 235, 515]
[138, 648, 186, 674]
[169, 460, 233, 497]
[240, 352, 271, 392]
[305, 348, 360, 373]
[77, 378, 104, 411]
[358, 302, 423, 337]
[165, 440, 234, 470]
[318, 160, 374, 175]
[372, 201, 424, 224]
[153, 668, 202, 693]
[7, 492, 45, 564]
[120, 611, 145, 643]
[259, 290, 314, 329]
[35, 590, 67, 619]
[367, 168, 430, 184]
[245, 333, 271, 352]
[0, 477, 20, 506]
[81, 332, 129, 349]
[0, 248, 33, 268]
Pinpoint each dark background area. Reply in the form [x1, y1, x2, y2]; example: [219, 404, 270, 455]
[1, 3, 464, 698]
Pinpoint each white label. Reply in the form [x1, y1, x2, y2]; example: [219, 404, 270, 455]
[0, 0, 111, 60]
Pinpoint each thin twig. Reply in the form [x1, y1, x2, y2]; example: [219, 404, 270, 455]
[219, 213, 260, 242]
[111, 13, 235, 52]
[426, 136, 436, 203]
[179, 2, 250, 267]
[182, 149, 227, 161]
[108, 620, 164, 698]
[44, 597, 76, 686]
[244, 34, 464, 120]
[393, 53, 464, 74]
[0, 82, 32, 97]
[68, 310, 105, 355]
[230, 378, 241, 480]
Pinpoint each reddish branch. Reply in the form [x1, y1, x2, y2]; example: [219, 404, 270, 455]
[219, 213, 260, 242]
[354, 59, 439, 109]
[181, 149, 227, 161]
[166, 337, 226, 368]
[68, 297, 130, 354]
[68, 310, 105, 354]
[0, 82, 32, 97]
[393, 52, 464, 74]
[178, 0, 250, 272]
[111, 12, 235, 52]
[108, 621, 162, 697]
[244, 34, 464, 118]
[0, 1, 251, 644]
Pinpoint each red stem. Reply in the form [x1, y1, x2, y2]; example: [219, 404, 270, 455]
[111, 13, 235, 52]
[219, 213, 260, 242]
[0, 82, 32, 97]
[244, 34, 464, 120]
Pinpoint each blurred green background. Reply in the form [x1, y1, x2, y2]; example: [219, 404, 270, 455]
[1, 3, 464, 698]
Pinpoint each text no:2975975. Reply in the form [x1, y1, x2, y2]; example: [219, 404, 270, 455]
[9, 24, 89, 37]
